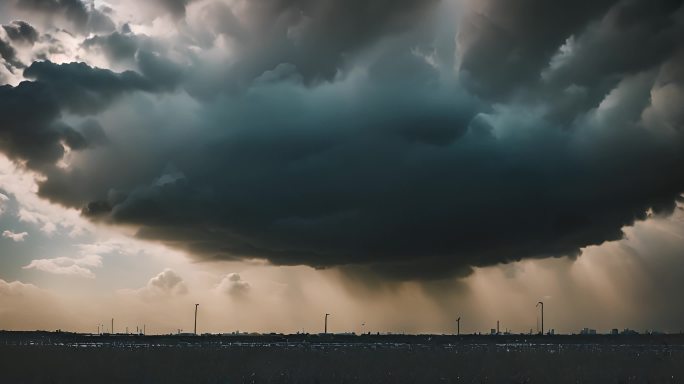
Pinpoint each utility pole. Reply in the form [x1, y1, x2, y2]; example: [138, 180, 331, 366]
[537, 301, 544, 335]
[194, 304, 199, 335]
[456, 317, 461, 336]
[497, 320, 500, 335]
[111, 318, 114, 334]
[324, 313, 330, 334]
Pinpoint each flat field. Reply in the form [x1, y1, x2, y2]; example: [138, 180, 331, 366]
[0, 332, 682, 383]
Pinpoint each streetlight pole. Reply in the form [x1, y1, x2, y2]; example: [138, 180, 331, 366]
[194, 304, 199, 335]
[324, 313, 330, 334]
[537, 301, 544, 335]
[456, 317, 461, 336]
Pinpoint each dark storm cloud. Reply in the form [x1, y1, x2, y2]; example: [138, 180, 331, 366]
[101, 96, 684, 280]
[82, 31, 186, 89]
[93, 0, 684, 279]
[157, 0, 195, 19]
[185, 0, 438, 96]
[86, 5, 116, 33]
[23, 61, 157, 113]
[546, 1, 684, 123]
[543, 0, 684, 87]
[3, 21, 39, 45]
[3, 0, 684, 280]
[457, 0, 619, 99]
[458, 0, 684, 106]
[72, 45, 683, 281]
[136, 50, 185, 90]
[0, 61, 166, 169]
[12, 0, 115, 34]
[0, 38, 24, 70]
[82, 32, 140, 63]
[14, 0, 89, 30]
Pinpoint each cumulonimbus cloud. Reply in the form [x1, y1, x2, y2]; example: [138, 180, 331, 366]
[0, 0, 683, 280]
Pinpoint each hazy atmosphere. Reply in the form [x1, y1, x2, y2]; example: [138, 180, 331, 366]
[1, 0, 684, 336]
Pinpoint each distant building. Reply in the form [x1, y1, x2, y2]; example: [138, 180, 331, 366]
[620, 328, 639, 335]
[580, 328, 597, 335]
[490, 329, 496, 335]
[611, 329, 619, 335]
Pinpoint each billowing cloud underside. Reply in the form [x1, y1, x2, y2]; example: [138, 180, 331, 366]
[0, 0, 683, 279]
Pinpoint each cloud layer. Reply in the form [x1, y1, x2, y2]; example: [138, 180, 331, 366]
[23, 254, 102, 278]
[0, 0, 683, 280]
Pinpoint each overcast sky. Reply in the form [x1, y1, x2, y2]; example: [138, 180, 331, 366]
[1, 0, 684, 335]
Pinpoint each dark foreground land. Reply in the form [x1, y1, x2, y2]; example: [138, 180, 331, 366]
[1, 332, 683, 383]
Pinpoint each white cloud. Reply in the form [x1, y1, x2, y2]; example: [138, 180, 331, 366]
[216, 273, 250, 297]
[23, 254, 103, 279]
[2, 230, 28, 242]
[0, 155, 93, 237]
[147, 268, 188, 295]
[121, 269, 189, 300]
